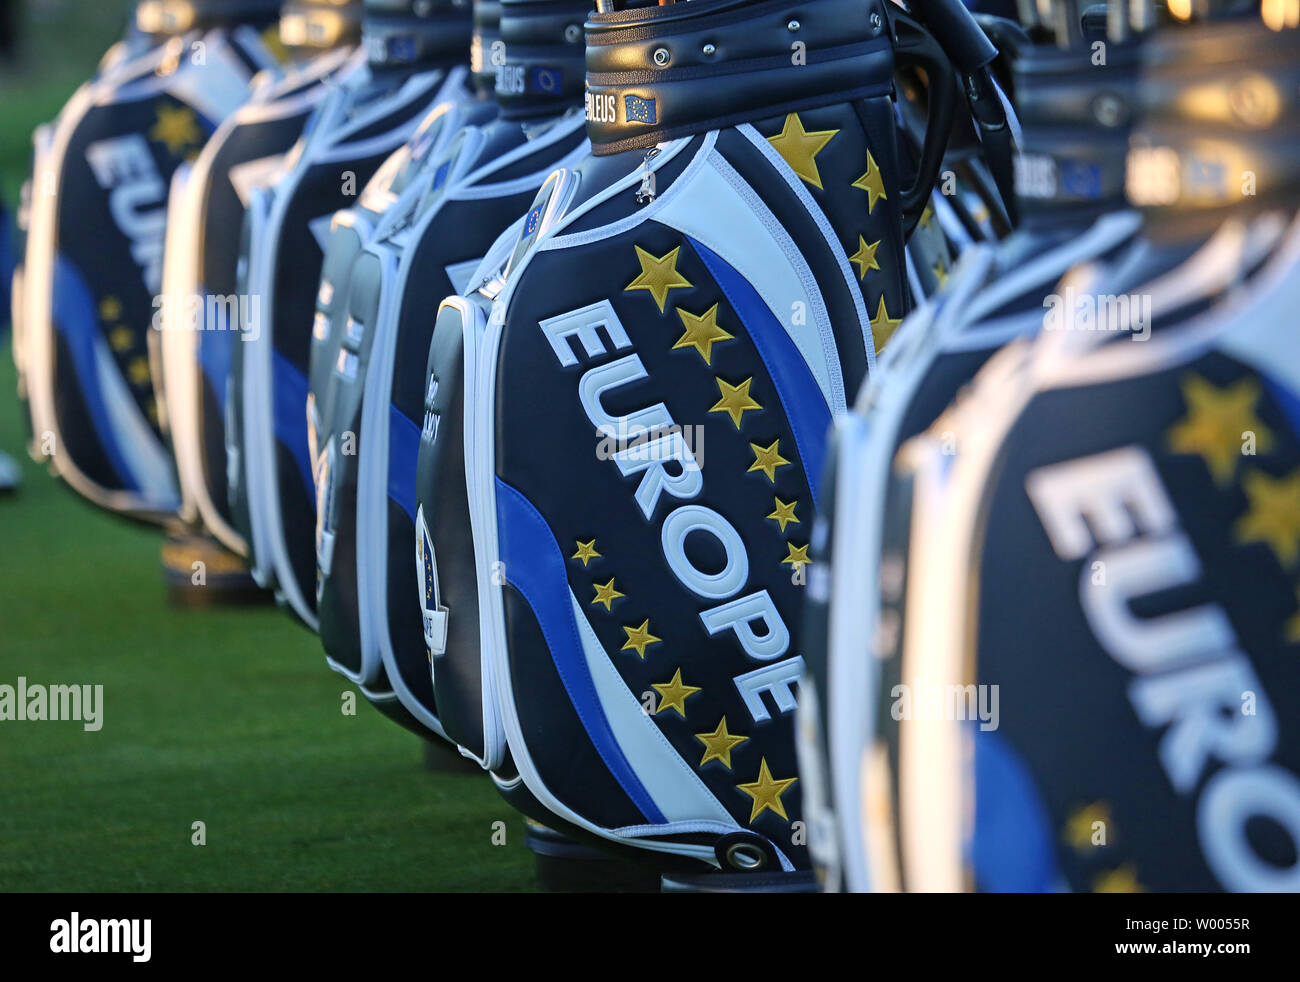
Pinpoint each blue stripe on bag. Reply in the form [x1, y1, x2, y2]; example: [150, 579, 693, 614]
[52, 254, 134, 489]
[387, 405, 420, 522]
[687, 236, 832, 507]
[495, 477, 665, 824]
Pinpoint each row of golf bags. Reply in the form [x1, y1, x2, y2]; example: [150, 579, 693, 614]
[9, 0, 1300, 890]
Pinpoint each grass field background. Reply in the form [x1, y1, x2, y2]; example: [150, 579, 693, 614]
[0, 0, 535, 892]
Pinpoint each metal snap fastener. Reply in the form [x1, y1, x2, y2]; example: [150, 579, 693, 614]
[1093, 93, 1125, 128]
[702, 42, 716, 56]
[653, 47, 670, 67]
[787, 19, 801, 32]
[564, 24, 582, 44]
[870, 11, 882, 31]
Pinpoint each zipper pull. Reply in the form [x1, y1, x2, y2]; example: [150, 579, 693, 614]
[635, 147, 660, 205]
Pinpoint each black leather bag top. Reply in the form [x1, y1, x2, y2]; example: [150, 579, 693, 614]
[135, 0, 282, 35]
[362, 0, 474, 68]
[494, 0, 592, 119]
[1012, 40, 1140, 226]
[471, 0, 503, 94]
[280, 0, 365, 52]
[583, 0, 895, 155]
[1127, 18, 1300, 239]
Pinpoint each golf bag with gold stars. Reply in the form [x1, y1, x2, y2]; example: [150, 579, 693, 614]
[803, 12, 1300, 892]
[227, 0, 472, 630]
[416, 0, 1010, 882]
[13, 0, 289, 521]
[794, 7, 1147, 891]
[155, 1, 375, 559]
[314, 0, 590, 739]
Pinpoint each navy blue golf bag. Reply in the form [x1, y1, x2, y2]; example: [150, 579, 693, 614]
[305, 1, 501, 731]
[157, 1, 371, 561]
[795, 11, 1146, 890]
[156, 4, 366, 555]
[228, 0, 474, 628]
[315, 0, 590, 738]
[421, 0, 1011, 879]
[810, 13, 1300, 892]
[14, 0, 286, 521]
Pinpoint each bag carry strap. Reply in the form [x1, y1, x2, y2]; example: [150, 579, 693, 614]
[910, 0, 1019, 227]
[888, 7, 958, 236]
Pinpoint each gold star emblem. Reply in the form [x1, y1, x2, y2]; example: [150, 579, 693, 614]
[99, 296, 123, 322]
[572, 539, 600, 566]
[673, 303, 734, 364]
[852, 150, 888, 214]
[848, 236, 881, 280]
[150, 103, 202, 156]
[767, 113, 839, 190]
[782, 542, 811, 570]
[767, 497, 799, 533]
[652, 668, 701, 718]
[1167, 375, 1274, 485]
[869, 295, 902, 350]
[1093, 864, 1144, 893]
[1236, 468, 1300, 568]
[748, 440, 790, 483]
[919, 203, 934, 229]
[709, 376, 763, 429]
[1065, 801, 1111, 851]
[128, 356, 151, 386]
[621, 619, 661, 659]
[933, 258, 948, 288]
[109, 326, 134, 352]
[591, 578, 624, 611]
[695, 717, 749, 769]
[737, 757, 797, 823]
[625, 245, 693, 312]
[1287, 585, 1300, 644]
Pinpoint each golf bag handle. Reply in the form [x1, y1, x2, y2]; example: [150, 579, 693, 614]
[909, 0, 1019, 228]
[972, 11, 1031, 67]
[889, 7, 958, 236]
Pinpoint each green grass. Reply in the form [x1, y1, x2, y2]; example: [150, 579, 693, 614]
[0, 2, 535, 893]
[0, 344, 534, 892]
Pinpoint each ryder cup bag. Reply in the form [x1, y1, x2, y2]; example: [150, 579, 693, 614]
[229, 0, 473, 629]
[16, 0, 283, 521]
[317, 0, 590, 739]
[156, 3, 368, 554]
[794, 11, 1148, 891]
[309, 97, 490, 734]
[823, 16, 1300, 892]
[307, 0, 499, 730]
[451, 0, 1004, 876]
